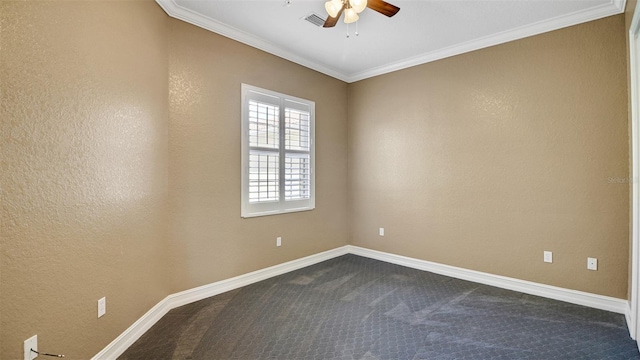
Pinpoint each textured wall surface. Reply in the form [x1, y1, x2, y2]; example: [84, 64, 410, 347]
[0, 1, 630, 358]
[625, 0, 637, 302]
[0, 1, 169, 358]
[626, 0, 637, 32]
[348, 15, 629, 298]
[167, 19, 349, 293]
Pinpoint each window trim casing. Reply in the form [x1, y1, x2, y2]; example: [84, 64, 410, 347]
[241, 84, 315, 218]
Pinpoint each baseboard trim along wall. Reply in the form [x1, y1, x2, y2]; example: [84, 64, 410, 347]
[92, 246, 350, 360]
[347, 246, 628, 314]
[93, 244, 629, 359]
[627, 303, 633, 336]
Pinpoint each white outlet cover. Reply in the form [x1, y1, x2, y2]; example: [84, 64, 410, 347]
[276, 237, 282, 247]
[587, 257, 598, 271]
[24, 334, 37, 360]
[379, 228, 384, 236]
[98, 297, 106, 318]
[543, 251, 552, 263]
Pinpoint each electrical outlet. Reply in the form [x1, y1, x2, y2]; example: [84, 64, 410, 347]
[379, 228, 384, 236]
[587, 257, 598, 271]
[276, 237, 282, 247]
[24, 335, 37, 360]
[98, 297, 106, 318]
[544, 251, 553, 263]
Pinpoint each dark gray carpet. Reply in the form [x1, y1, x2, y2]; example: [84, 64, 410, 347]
[119, 254, 640, 359]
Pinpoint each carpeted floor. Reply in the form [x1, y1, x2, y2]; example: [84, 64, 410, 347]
[119, 254, 640, 359]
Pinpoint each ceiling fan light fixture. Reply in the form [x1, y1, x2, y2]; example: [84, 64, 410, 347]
[325, 0, 342, 18]
[349, 0, 367, 13]
[322, 0, 399, 29]
[344, 7, 359, 23]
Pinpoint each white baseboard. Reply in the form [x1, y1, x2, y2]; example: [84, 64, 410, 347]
[167, 246, 350, 309]
[627, 303, 633, 338]
[92, 246, 349, 359]
[347, 245, 628, 314]
[92, 296, 172, 360]
[94, 244, 629, 359]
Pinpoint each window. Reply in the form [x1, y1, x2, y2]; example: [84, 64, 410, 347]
[241, 84, 315, 218]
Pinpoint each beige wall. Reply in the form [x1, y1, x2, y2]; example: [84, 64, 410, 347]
[166, 19, 349, 293]
[626, 0, 637, 302]
[626, 0, 637, 31]
[0, 1, 170, 358]
[0, 2, 349, 358]
[0, 1, 630, 358]
[348, 15, 629, 298]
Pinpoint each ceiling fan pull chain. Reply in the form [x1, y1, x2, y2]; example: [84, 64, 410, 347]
[346, 22, 350, 38]
[355, 20, 359, 36]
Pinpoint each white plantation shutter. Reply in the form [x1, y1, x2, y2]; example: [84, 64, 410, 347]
[284, 103, 311, 201]
[248, 99, 280, 203]
[285, 154, 310, 200]
[241, 84, 315, 217]
[248, 151, 279, 203]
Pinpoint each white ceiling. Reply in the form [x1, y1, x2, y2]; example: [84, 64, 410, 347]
[156, 0, 626, 83]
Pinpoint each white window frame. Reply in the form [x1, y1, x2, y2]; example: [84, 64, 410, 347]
[241, 84, 315, 218]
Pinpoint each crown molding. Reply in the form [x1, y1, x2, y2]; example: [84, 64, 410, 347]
[156, 0, 625, 83]
[347, 0, 627, 82]
[155, 0, 349, 82]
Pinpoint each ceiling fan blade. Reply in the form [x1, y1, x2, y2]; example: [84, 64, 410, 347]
[367, 0, 400, 17]
[323, 5, 345, 28]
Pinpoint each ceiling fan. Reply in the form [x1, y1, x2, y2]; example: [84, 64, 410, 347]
[323, 0, 400, 28]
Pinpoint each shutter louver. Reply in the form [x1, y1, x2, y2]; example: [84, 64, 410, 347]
[285, 108, 310, 151]
[285, 108, 311, 201]
[249, 100, 279, 149]
[285, 154, 310, 200]
[249, 152, 279, 202]
[248, 100, 280, 203]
